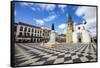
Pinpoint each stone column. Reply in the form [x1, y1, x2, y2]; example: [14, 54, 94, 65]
[50, 30, 56, 44]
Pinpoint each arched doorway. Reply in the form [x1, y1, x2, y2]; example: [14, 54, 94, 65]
[77, 33, 82, 43]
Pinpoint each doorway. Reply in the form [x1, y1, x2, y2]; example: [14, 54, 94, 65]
[78, 37, 81, 42]
[77, 33, 82, 43]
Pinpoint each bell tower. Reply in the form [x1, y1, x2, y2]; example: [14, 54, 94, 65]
[66, 14, 74, 43]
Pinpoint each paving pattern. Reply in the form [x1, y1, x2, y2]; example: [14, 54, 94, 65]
[15, 43, 97, 67]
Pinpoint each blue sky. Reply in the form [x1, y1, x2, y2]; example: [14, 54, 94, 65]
[14, 2, 96, 36]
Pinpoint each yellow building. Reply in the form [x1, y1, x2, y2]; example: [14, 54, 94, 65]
[66, 15, 74, 43]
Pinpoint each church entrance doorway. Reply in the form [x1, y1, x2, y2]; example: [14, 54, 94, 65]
[78, 37, 81, 42]
[77, 33, 82, 43]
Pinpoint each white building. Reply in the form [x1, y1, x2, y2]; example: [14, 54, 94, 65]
[73, 22, 91, 43]
[14, 22, 50, 43]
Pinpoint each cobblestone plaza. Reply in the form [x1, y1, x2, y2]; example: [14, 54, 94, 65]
[15, 43, 97, 66]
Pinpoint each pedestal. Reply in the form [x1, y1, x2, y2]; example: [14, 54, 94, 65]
[44, 30, 57, 48]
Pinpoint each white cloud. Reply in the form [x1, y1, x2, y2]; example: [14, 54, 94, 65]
[37, 3, 56, 11]
[20, 2, 28, 6]
[63, 29, 66, 34]
[75, 6, 97, 37]
[57, 23, 67, 34]
[20, 2, 56, 12]
[33, 15, 56, 25]
[75, 6, 86, 17]
[43, 15, 56, 22]
[86, 18, 96, 37]
[20, 2, 33, 6]
[88, 26, 96, 37]
[35, 20, 44, 25]
[33, 18, 44, 25]
[75, 6, 96, 20]
[31, 7, 36, 11]
[58, 5, 67, 12]
[58, 24, 66, 29]
[20, 2, 37, 11]
[76, 6, 96, 20]
[86, 18, 96, 26]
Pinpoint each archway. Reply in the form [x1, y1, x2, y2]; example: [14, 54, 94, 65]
[77, 33, 82, 43]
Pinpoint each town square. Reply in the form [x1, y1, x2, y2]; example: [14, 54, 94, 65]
[13, 2, 97, 66]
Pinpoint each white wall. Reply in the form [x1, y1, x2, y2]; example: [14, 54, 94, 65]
[0, 0, 99, 68]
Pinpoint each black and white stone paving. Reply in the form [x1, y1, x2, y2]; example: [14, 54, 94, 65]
[15, 43, 97, 66]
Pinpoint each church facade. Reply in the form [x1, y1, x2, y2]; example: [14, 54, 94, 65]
[66, 15, 91, 44]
